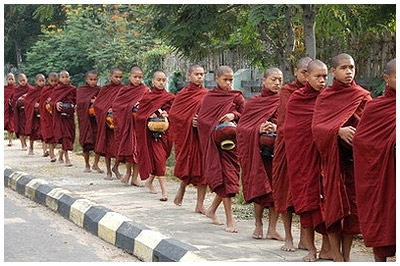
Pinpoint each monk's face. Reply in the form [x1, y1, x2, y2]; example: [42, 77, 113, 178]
[152, 72, 167, 90]
[262, 71, 283, 93]
[18, 75, 27, 86]
[86, 74, 98, 88]
[188, 67, 205, 86]
[331, 58, 355, 85]
[110, 70, 123, 85]
[35, 76, 46, 87]
[47, 76, 59, 87]
[7, 75, 15, 85]
[307, 66, 328, 92]
[384, 71, 396, 90]
[215, 72, 234, 91]
[294, 64, 308, 86]
[129, 71, 143, 86]
[59, 72, 70, 85]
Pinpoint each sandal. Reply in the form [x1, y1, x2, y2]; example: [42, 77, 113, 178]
[159, 195, 168, 202]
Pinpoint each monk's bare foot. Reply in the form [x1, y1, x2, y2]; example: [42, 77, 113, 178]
[303, 250, 317, 262]
[266, 230, 285, 241]
[145, 180, 157, 194]
[281, 240, 296, 252]
[173, 194, 183, 206]
[298, 240, 307, 250]
[194, 205, 206, 215]
[120, 175, 129, 185]
[83, 167, 91, 173]
[112, 168, 122, 179]
[226, 222, 238, 233]
[131, 177, 144, 187]
[252, 225, 263, 239]
[92, 166, 104, 173]
[318, 250, 334, 260]
[104, 172, 113, 180]
[206, 211, 224, 225]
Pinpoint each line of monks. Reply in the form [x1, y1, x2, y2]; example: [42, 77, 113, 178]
[3, 55, 395, 262]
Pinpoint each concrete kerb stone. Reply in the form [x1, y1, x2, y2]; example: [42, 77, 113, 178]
[3, 168, 203, 262]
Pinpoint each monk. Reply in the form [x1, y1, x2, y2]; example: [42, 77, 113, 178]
[52, 70, 77, 167]
[113, 66, 150, 186]
[284, 59, 331, 261]
[236, 67, 284, 241]
[272, 56, 312, 251]
[197, 65, 245, 233]
[169, 64, 208, 214]
[94, 67, 125, 180]
[353, 58, 396, 262]
[40, 72, 59, 162]
[312, 53, 372, 262]
[136, 70, 175, 201]
[12, 73, 33, 150]
[4, 73, 17, 146]
[24, 74, 45, 155]
[76, 70, 104, 173]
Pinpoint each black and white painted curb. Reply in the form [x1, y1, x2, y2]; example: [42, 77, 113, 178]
[4, 167, 204, 262]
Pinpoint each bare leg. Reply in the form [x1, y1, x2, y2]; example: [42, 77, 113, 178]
[7, 131, 13, 146]
[328, 232, 344, 262]
[374, 255, 387, 262]
[158, 176, 168, 201]
[92, 153, 104, 173]
[266, 207, 284, 241]
[49, 144, 56, 162]
[318, 234, 333, 260]
[145, 175, 157, 193]
[252, 203, 264, 239]
[121, 162, 132, 184]
[28, 139, 34, 155]
[174, 182, 186, 206]
[130, 163, 143, 186]
[301, 226, 317, 262]
[194, 185, 207, 214]
[42, 142, 49, 156]
[112, 160, 122, 179]
[298, 226, 308, 250]
[342, 234, 354, 262]
[83, 151, 91, 172]
[222, 197, 237, 233]
[206, 194, 223, 225]
[104, 156, 112, 180]
[20, 135, 27, 150]
[58, 149, 64, 163]
[280, 211, 295, 252]
[64, 150, 72, 166]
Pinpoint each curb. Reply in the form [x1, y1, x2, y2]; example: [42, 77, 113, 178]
[4, 167, 205, 262]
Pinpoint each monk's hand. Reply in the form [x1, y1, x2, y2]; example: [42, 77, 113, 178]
[160, 110, 168, 117]
[149, 113, 157, 118]
[219, 113, 235, 123]
[56, 102, 62, 111]
[192, 114, 198, 127]
[108, 107, 113, 113]
[338, 126, 356, 146]
[34, 102, 39, 108]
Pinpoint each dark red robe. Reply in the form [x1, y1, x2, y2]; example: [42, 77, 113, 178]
[4, 83, 17, 132]
[40, 84, 57, 144]
[284, 83, 325, 233]
[272, 80, 304, 213]
[51, 83, 76, 151]
[312, 79, 371, 234]
[237, 88, 279, 206]
[76, 83, 101, 152]
[353, 86, 395, 250]
[11, 83, 33, 137]
[24, 85, 43, 141]
[113, 83, 150, 163]
[136, 89, 175, 180]
[169, 82, 208, 186]
[197, 87, 245, 198]
[93, 82, 124, 157]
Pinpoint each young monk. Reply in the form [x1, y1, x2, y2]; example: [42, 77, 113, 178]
[136, 70, 175, 201]
[24, 73, 45, 155]
[284, 59, 331, 261]
[40, 72, 59, 162]
[236, 67, 284, 241]
[76, 70, 104, 173]
[113, 66, 150, 186]
[353, 58, 396, 262]
[4, 73, 17, 146]
[197, 65, 245, 233]
[312, 53, 372, 262]
[169, 64, 208, 214]
[272, 57, 312, 252]
[94, 68, 125, 180]
[12, 73, 33, 150]
[52, 70, 77, 167]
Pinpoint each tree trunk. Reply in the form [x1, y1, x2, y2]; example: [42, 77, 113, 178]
[302, 4, 317, 59]
[14, 39, 22, 69]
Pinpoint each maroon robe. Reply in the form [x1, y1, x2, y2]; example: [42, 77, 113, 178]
[284, 83, 325, 233]
[197, 87, 245, 198]
[136, 89, 175, 180]
[237, 88, 279, 206]
[4, 83, 17, 132]
[272, 80, 304, 213]
[112, 83, 150, 163]
[11, 83, 33, 137]
[24, 85, 43, 141]
[40, 84, 56, 144]
[93, 82, 124, 157]
[76, 83, 101, 152]
[312, 78, 371, 234]
[169, 82, 208, 186]
[353, 86, 395, 250]
[51, 83, 76, 151]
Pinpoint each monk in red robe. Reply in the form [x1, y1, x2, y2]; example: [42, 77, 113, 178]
[272, 57, 312, 251]
[169, 64, 208, 213]
[76, 70, 104, 173]
[284, 60, 331, 261]
[136, 70, 175, 201]
[4, 73, 17, 146]
[24, 74, 45, 155]
[353, 58, 396, 262]
[312, 53, 372, 262]
[40, 72, 59, 162]
[113, 67, 150, 186]
[94, 68, 125, 180]
[197, 65, 245, 233]
[12, 73, 33, 150]
[237, 67, 284, 241]
[52, 71, 77, 167]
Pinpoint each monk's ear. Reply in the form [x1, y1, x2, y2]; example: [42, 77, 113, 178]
[383, 74, 389, 85]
